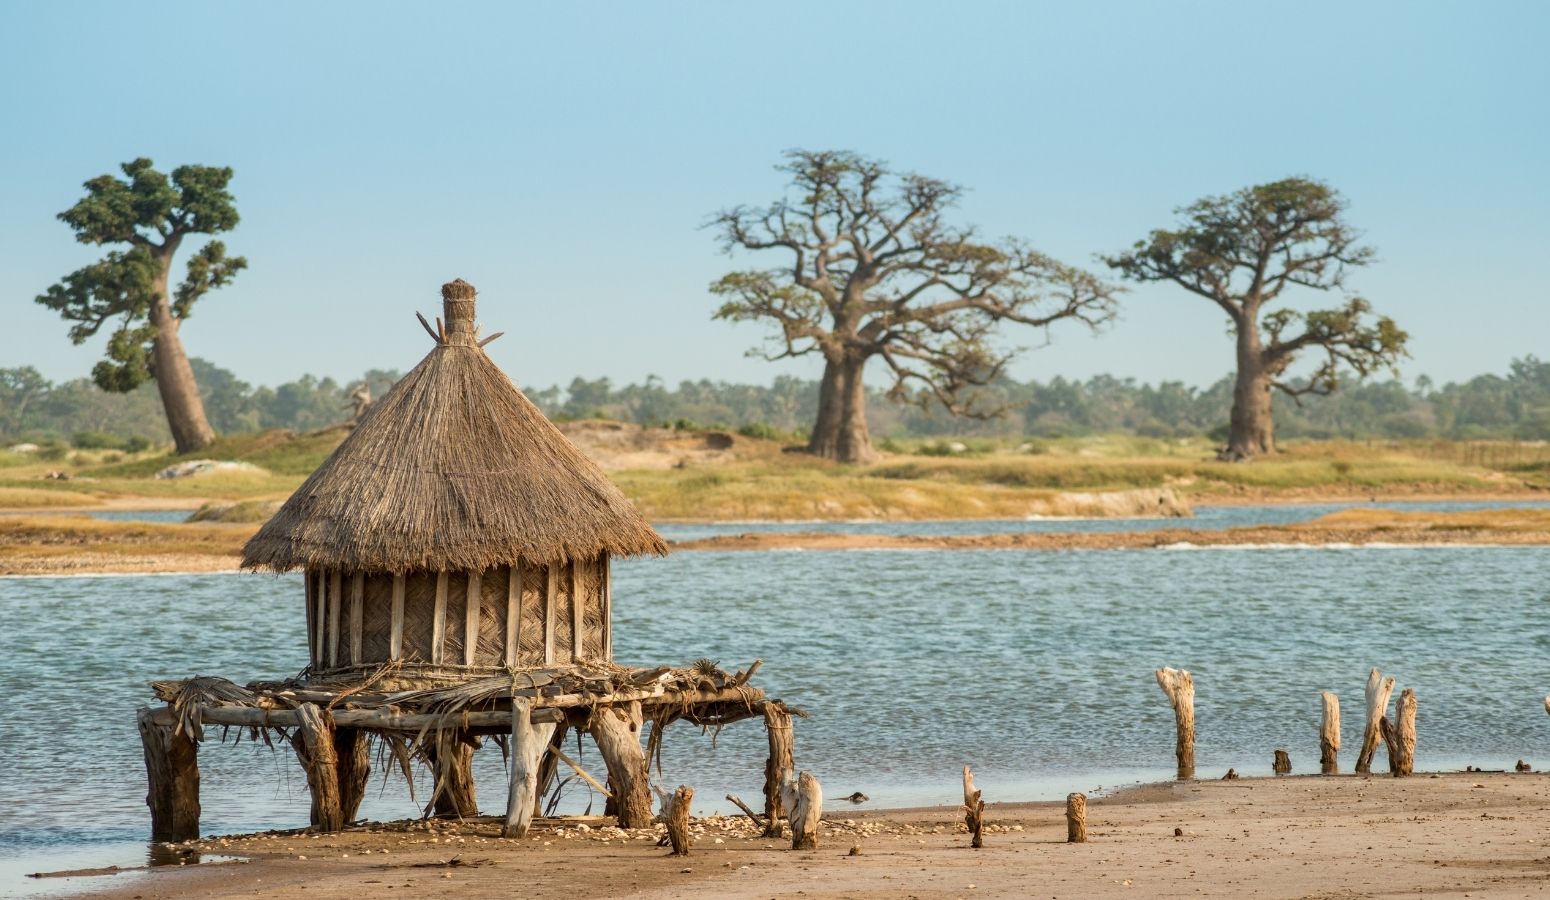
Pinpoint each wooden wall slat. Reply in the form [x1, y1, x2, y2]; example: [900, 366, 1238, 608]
[570, 561, 584, 662]
[389, 574, 405, 660]
[432, 571, 448, 665]
[328, 570, 342, 668]
[314, 570, 327, 666]
[304, 568, 317, 667]
[465, 569, 482, 667]
[349, 572, 365, 665]
[600, 554, 612, 661]
[543, 565, 557, 665]
[506, 562, 520, 668]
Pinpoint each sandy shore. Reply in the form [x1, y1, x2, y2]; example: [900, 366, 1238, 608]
[44, 773, 1549, 899]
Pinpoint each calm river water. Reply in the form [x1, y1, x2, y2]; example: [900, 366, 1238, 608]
[2, 537, 1547, 891]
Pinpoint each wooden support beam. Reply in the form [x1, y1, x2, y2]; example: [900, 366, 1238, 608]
[543, 565, 557, 665]
[465, 569, 482, 667]
[1320, 691, 1341, 775]
[1357, 668, 1396, 774]
[432, 572, 449, 666]
[762, 701, 794, 838]
[503, 697, 557, 838]
[589, 701, 653, 829]
[570, 561, 584, 662]
[1066, 792, 1087, 843]
[600, 554, 612, 661]
[137, 707, 200, 842]
[337, 727, 370, 823]
[783, 771, 822, 850]
[506, 563, 521, 669]
[327, 571, 342, 669]
[305, 569, 317, 667]
[349, 572, 364, 665]
[1155, 667, 1195, 779]
[531, 725, 568, 818]
[389, 574, 405, 661]
[293, 703, 344, 832]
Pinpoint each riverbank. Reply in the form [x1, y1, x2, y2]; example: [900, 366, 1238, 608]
[43, 772, 1550, 899]
[3, 507, 1549, 575]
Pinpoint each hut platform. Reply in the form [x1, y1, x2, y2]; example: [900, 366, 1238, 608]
[137, 660, 801, 844]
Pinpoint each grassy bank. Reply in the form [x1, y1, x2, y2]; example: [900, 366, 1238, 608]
[0, 429, 1544, 520]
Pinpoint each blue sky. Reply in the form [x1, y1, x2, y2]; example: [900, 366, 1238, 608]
[1, 1, 1545, 393]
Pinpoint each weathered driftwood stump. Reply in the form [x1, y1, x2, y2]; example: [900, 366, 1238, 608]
[1065, 792, 1087, 843]
[137, 707, 200, 842]
[426, 729, 479, 818]
[1379, 716, 1399, 774]
[1273, 750, 1292, 774]
[590, 701, 654, 829]
[962, 766, 985, 849]
[504, 698, 559, 838]
[1393, 688, 1417, 776]
[1155, 668, 1195, 779]
[1356, 668, 1396, 774]
[783, 771, 823, 851]
[1319, 691, 1341, 775]
[762, 701, 795, 838]
[665, 785, 694, 856]
[293, 704, 347, 832]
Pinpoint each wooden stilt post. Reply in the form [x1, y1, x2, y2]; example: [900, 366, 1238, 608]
[531, 724, 568, 818]
[1065, 792, 1087, 843]
[1273, 750, 1291, 774]
[1356, 668, 1396, 774]
[293, 703, 344, 832]
[427, 730, 479, 818]
[589, 701, 653, 828]
[504, 698, 558, 837]
[336, 727, 370, 824]
[783, 771, 823, 851]
[1155, 667, 1195, 779]
[1393, 688, 1417, 777]
[962, 765, 985, 849]
[762, 701, 794, 838]
[137, 707, 200, 842]
[1319, 691, 1341, 775]
[665, 785, 694, 856]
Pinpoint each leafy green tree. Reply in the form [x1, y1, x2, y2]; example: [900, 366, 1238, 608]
[1107, 178, 1407, 460]
[37, 158, 247, 452]
[711, 150, 1121, 463]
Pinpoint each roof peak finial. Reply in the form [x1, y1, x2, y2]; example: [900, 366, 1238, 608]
[442, 279, 477, 345]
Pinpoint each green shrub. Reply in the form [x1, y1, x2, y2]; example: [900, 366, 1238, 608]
[72, 431, 126, 450]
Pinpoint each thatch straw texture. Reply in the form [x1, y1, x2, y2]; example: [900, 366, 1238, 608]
[243, 328, 666, 573]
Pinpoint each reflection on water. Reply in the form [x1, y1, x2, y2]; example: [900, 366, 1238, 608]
[1, 542, 1547, 893]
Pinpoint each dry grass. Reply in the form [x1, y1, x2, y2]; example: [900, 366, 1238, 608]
[0, 515, 254, 574]
[1310, 507, 1550, 532]
[0, 486, 104, 509]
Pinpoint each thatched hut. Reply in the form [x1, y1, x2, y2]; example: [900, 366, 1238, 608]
[137, 280, 804, 847]
[243, 279, 667, 680]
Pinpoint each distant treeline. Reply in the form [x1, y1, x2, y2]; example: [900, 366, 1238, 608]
[4, 357, 1549, 447]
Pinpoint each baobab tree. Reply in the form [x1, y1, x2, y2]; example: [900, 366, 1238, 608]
[37, 158, 247, 452]
[1106, 178, 1407, 460]
[711, 150, 1120, 463]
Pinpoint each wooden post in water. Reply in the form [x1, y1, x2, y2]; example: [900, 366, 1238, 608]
[504, 698, 557, 837]
[137, 707, 201, 842]
[590, 701, 654, 828]
[762, 701, 795, 838]
[1319, 691, 1341, 775]
[784, 771, 823, 850]
[1273, 750, 1291, 774]
[1379, 716, 1399, 774]
[1066, 792, 1087, 843]
[1155, 668, 1195, 779]
[293, 703, 344, 832]
[665, 785, 694, 856]
[1356, 668, 1396, 774]
[962, 765, 985, 849]
[1393, 688, 1417, 776]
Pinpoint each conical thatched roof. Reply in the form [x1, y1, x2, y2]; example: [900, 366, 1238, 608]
[243, 280, 667, 573]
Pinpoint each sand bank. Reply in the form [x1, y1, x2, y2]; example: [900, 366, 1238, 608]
[49, 772, 1550, 899]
